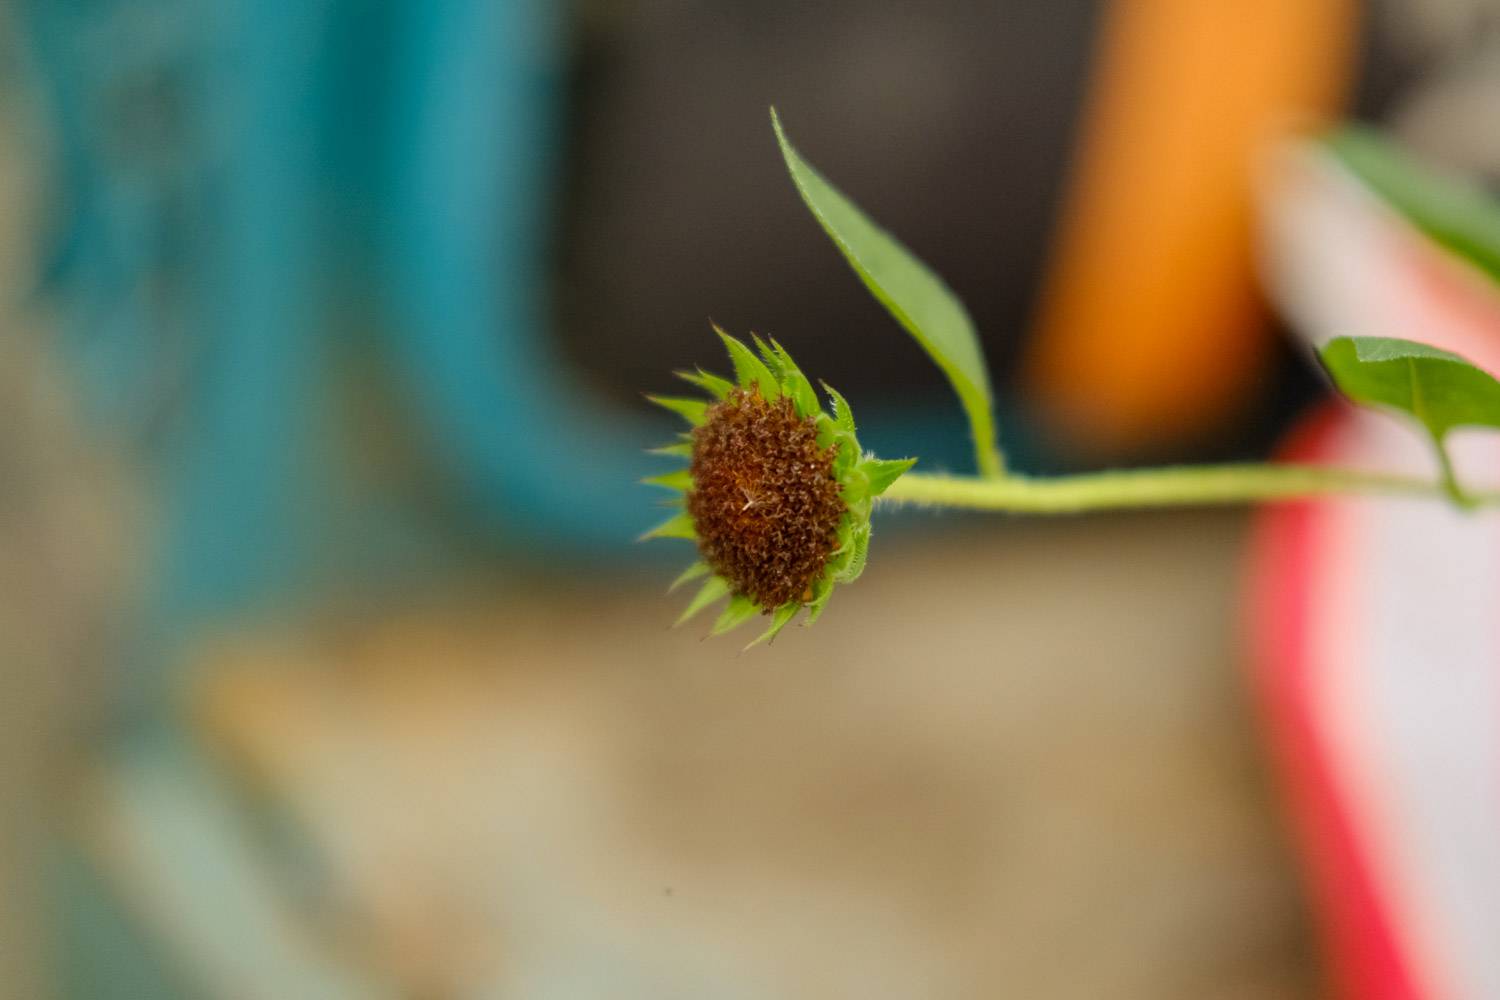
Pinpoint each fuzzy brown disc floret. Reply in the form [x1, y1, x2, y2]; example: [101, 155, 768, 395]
[687, 388, 846, 609]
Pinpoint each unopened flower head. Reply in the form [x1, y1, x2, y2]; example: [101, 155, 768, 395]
[643, 328, 915, 645]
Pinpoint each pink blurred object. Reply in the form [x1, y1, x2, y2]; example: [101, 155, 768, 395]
[1248, 141, 1500, 999]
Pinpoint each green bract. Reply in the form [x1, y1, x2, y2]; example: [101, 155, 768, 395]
[644, 328, 915, 646]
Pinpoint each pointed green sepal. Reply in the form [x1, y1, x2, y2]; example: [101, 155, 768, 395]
[675, 368, 734, 400]
[860, 457, 916, 497]
[804, 577, 834, 626]
[647, 441, 694, 458]
[713, 326, 780, 400]
[820, 381, 856, 434]
[668, 562, 712, 593]
[835, 524, 871, 583]
[642, 469, 693, 492]
[840, 466, 871, 506]
[676, 576, 730, 626]
[639, 511, 696, 542]
[766, 339, 819, 418]
[710, 594, 761, 636]
[751, 333, 784, 377]
[744, 603, 799, 650]
[814, 413, 839, 449]
[833, 435, 859, 476]
[646, 395, 709, 425]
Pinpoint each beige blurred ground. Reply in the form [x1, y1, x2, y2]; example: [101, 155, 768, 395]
[184, 512, 1314, 999]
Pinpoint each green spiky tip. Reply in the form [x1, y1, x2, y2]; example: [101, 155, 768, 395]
[644, 326, 916, 646]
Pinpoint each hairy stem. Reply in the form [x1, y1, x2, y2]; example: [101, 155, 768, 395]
[878, 463, 1490, 514]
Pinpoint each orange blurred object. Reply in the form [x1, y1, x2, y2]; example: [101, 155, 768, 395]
[1025, 0, 1358, 457]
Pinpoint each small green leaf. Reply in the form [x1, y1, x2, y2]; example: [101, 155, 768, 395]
[1319, 335, 1500, 503]
[710, 594, 760, 636]
[642, 469, 693, 492]
[640, 511, 696, 541]
[771, 108, 1002, 476]
[714, 326, 780, 400]
[647, 441, 694, 458]
[646, 395, 708, 425]
[1320, 337, 1500, 438]
[674, 368, 734, 400]
[668, 562, 711, 593]
[676, 576, 730, 626]
[744, 603, 799, 650]
[860, 457, 917, 498]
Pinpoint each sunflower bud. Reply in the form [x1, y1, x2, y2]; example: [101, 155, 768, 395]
[643, 328, 915, 645]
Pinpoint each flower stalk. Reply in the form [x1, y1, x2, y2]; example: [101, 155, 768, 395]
[878, 463, 1486, 514]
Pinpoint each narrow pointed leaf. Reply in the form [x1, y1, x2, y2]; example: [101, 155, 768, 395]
[647, 441, 693, 458]
[772, 108, 1002, 476]
[639, 511, 696, 541]
[668, 562, 711, 593]
[1327, 127, 1500, 285]
[676, 576, 730, 626]
[745, 603, 799, 650]
[860, 457, 917, 497]
[710, 594, 760, 636]
[646, 395, 708, 425]
[675, 368, 733, 400]
[713, 326, 779, 399]
[642, 469, 693, 492]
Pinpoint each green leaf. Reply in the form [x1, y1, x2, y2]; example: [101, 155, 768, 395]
[646, 395, 708, 425]
[860, 457, 917, 498]
[1319, 335, 1500, 504]
[647, 441, 694, 458]
[710, 594, 760, 636]
[771, 108, 1003, 477]
[1327, 128, 1500, 285]
[642, 469, 693, 492]
[1319, 336, 1500, 437]
[676, 576, 730, 626]
[639, 511, 696, 541]
[714, 326, 780, 400]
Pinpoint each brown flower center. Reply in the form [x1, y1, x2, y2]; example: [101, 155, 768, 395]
[687, 388, 845, 609]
